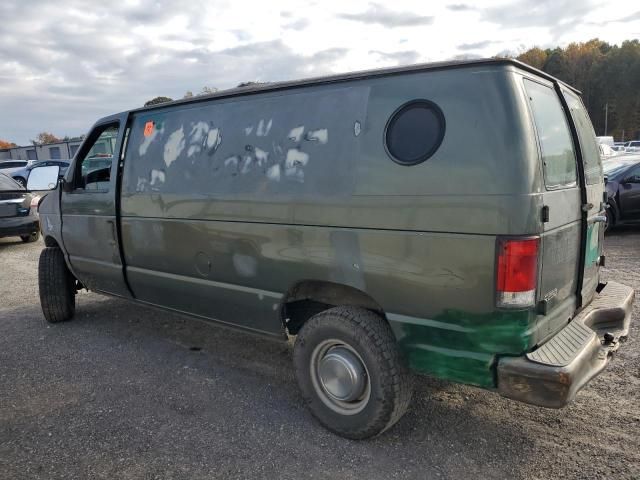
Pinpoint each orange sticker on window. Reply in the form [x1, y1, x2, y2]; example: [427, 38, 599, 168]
[143, 121, 154, 137]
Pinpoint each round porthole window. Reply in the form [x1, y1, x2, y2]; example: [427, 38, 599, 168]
[384, 100, 445, 166]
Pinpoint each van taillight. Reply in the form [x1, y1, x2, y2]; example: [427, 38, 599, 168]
[496, 237, 539, 308]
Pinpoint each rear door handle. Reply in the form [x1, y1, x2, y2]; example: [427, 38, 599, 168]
[593, 215, 607, 223]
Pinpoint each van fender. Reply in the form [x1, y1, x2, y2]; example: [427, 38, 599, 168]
[280, 279, 385, 335]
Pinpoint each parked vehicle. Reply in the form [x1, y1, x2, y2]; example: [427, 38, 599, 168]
[0, 173, 40, 242]
[30, 59, 634, 439]
[596, 135, 614, 146]
[598, 143, 618, 159]
[624, 140, 640, 152]
[0, 160, 28, 170]
[604, 156, 640, 230]
[8, 160, 70, 187]
[80, 154, 113, 177]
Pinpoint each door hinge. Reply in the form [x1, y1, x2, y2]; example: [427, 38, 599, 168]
[581, 202, 594, 212]
[541, 205, 550, 223]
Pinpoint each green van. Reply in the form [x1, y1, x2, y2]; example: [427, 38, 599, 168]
[29, 59, 634, 439]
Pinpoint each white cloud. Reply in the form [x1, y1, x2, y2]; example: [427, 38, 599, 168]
[0, 0, 637, 144]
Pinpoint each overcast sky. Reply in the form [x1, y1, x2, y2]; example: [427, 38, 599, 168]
[1, 0, 638, 145]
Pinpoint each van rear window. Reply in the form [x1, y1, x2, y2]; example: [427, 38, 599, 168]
[562, 91, 602, 185]
[524, 79, 577, 189]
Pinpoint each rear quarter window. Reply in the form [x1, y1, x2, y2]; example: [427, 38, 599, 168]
[524, 79, 577, 189]
[563, 90, 603, 185]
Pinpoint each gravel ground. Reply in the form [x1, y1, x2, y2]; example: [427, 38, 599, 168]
[0, 229, 638, 479]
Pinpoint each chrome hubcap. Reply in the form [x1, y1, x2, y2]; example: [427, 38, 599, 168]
[318, 347, 366, 401]
[310, 340, 370, 415]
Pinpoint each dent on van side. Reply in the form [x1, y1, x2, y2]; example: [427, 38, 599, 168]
[33, 58, 634, 439]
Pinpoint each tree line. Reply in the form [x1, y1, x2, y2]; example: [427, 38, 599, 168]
[516, 39, 640, 141]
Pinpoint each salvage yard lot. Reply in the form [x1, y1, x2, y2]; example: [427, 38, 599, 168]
[1, 230, 639, 480]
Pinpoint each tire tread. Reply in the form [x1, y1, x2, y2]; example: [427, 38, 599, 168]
[38, 247, 75, 323]
[294, 306, 412, 439]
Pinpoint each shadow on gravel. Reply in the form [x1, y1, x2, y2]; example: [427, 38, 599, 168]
[0, 238, 28, 249]
[606, 224, 640, 237]
[0, 294, 538, 478]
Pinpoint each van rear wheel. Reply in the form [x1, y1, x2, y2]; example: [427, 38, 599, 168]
[293, 306, 412, 439]
[38, 247, 76, 323]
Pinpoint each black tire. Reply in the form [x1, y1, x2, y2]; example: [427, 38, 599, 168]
[293, 306, 412, 439]
[38, 247, 76, 323]
[604, 208, 615, 233]
[14, 177, 26, 187]
[21, 231, 40, 243]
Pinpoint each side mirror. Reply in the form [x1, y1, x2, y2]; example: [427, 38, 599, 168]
[26, 165, 60, 191]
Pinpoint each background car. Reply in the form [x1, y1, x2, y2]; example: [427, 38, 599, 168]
[623, 140, 640, 153]
[0, 160, 28, 171]
[604, 156, 640, 231]
[0, 172, 40, 242]
[7, 160, 70, 187]
[599, 143, 619, 160]
[81, 154, 112, 177]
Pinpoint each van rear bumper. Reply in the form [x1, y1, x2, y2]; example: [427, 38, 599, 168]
[497, 281, 634, 408]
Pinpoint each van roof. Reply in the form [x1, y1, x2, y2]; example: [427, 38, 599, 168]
[131, 58, 580, 114]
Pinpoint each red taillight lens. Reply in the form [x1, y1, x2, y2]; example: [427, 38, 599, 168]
[496, 237, 539, 308]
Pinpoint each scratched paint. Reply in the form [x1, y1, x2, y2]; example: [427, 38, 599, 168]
[266, 164, 281, 181]
[284, 148, 309, 182]
[224, 155, 239, 168]
[306, 128, 328, 144]
[256, 119, 273, 137]
[288, 126, 304, 142]
[139, 123, 163, 156]
[240, 156, 253, 174]
[254, 147, 269, 166]
[164, 126, 185, 167]
[206, 128, 221, 150]
[150, 169, 165, 186]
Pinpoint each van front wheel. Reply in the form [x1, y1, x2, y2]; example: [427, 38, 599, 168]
[293, 306, 412, 439]
[38, 247, 76, 323]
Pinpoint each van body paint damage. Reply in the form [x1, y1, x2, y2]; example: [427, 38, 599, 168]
[288, 126, 304, 142]
[256, 119, 273, 137]
[284, 148, 310, 182]
[164, 127, 185, 167]
[389, 308, 534, 388]
[306, 128, 328, 144]
[139, 123, 164, 156]
[206, 128, 221, 151]
[150, 169, 165, 186]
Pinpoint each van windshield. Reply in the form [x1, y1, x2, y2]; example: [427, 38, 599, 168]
[563, 91, 603, 185]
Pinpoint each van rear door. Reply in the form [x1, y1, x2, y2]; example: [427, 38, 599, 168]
[561, 89, 605, 308]
[523, 78, 582, 341]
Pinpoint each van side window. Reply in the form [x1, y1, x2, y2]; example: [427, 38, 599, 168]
[385, 100, 445, 165]
[524, 80, 577, 189]
[562, 91, 602, 185]
[72, 124, 119, 192]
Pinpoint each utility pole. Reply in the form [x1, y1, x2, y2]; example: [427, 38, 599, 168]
[604, 102, 608, 136]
